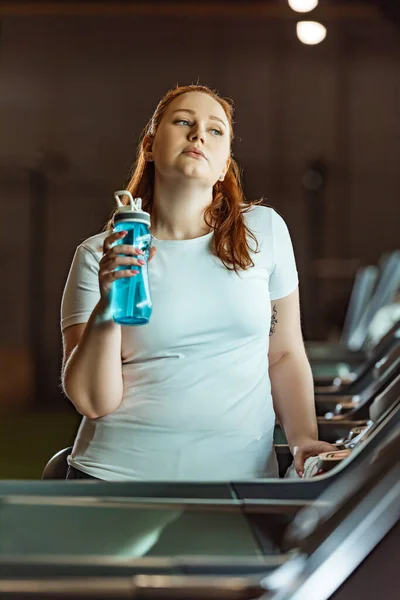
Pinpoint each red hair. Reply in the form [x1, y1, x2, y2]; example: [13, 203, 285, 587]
[106, 84, 264, 272]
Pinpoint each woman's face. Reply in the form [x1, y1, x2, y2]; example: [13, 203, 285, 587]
[149, 92, 231, 187]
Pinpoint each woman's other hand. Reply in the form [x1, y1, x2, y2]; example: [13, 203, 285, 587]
[292, 438, 337, 477]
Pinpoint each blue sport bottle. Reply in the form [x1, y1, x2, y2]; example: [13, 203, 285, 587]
[110, 190, 153, 325]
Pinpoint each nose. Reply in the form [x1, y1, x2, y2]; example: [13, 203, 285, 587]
[188, 123, 205, 145]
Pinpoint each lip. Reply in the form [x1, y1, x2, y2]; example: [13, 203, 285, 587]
[183, 147, 206, 160]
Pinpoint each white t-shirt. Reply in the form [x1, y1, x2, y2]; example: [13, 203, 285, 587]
[61, 205, 298, 481]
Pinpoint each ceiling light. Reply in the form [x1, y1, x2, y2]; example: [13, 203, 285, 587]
[288, 0, 319, 13]
[296, 21, 327, 45]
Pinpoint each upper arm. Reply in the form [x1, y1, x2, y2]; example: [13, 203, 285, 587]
[61, 242, 102, 333]
[62, 323, 87, 372]
[268, 287, 305, 367]
[60, 240, 102, 372]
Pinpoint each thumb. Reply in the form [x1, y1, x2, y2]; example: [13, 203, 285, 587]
[292, 446, 305, 478]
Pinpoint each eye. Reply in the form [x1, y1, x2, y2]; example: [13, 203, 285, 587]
[175, 119, 192, 126]
[210, 128, 223, 136]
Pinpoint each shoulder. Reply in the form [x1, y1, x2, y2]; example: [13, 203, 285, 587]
[68, 231, 108, 275]
[76, 231, 109, 260]
[242, 203, 283, 235]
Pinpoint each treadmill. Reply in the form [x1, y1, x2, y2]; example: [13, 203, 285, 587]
[313, 323, 400, 390]
[311, 320, 400, 384]
[313, 350, 400, 419]
[0, 422, 397, 599]
[307, 250, 400, 363]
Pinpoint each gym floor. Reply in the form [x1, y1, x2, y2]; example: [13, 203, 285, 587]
[0, 411, 80, 479]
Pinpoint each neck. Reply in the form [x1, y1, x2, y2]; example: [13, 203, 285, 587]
[150, 177, 214, 240]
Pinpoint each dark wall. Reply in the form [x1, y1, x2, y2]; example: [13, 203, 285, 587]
[0, 11, 399, 409]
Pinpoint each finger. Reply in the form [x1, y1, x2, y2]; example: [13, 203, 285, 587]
[100, 269, 140, 284]
[292, 445, 305, 477]
[293, 453, 305, 477]
[103, 230, 128, 253]
[108, 244, 146, 257]
[100, 255, 145, 269]
[107, 244, 156, 262]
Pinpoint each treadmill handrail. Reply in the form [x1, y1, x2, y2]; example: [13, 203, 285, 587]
[313, 333, 400, 397]
[316, 354, 400, 420]
[281, 431, 400, 553]
[232, 399, 400, 501]
[264, 466, 400, 600]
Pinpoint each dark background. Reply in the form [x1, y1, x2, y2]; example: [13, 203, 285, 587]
[0, 0, 399, 476]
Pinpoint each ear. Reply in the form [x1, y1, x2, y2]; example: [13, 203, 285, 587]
[219, 157, 231, 181]
[142, 135, 154, 161]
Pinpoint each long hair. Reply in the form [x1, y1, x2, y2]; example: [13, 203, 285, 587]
[106, 84, 264, 273]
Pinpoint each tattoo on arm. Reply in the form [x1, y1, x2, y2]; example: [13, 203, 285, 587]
[269, 304, 278, 336]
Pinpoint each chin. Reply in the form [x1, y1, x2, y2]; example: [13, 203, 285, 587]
[178, 167, 210, 182]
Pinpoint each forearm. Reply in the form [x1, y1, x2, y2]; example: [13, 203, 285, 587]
[269, 351, 318, 451]
[62, 300, 123, 419]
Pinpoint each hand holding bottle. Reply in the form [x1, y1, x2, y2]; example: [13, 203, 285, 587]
[98, 230, 156, 308]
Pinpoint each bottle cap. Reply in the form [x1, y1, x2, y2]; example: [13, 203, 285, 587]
[113, 190, 151, 226]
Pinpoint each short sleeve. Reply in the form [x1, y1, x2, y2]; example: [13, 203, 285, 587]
[269, 209, 299, 301]
[60, 244, 101, 332]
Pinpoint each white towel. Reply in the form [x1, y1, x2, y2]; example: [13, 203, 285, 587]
[284, 456, 320, 479]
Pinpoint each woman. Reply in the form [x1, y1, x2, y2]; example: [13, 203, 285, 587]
[61, 84, 334, 481]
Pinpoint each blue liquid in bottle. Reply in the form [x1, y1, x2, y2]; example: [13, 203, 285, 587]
[110, 192, 153, 325]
